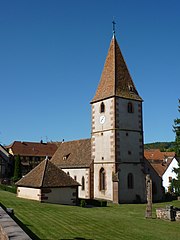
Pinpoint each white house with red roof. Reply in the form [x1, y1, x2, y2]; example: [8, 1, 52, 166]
[144, 149, 179, 192]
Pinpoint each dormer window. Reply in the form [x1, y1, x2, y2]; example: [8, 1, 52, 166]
[63, 153, 70, 160]
[128, 102, 133, 113]
[100, 102, 105, 113]
[128, 85, 134, 92]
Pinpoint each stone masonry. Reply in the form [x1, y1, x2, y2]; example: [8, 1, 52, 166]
[0, 207, 31, 240]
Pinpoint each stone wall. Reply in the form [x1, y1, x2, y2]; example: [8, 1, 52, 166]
[156, 206, 180, 221]
[0, 207, 31, 239]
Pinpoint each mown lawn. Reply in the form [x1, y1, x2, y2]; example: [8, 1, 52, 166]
[0, 190, 180, 240]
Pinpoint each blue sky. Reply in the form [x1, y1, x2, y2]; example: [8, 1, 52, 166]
[0, 0, 179, 145]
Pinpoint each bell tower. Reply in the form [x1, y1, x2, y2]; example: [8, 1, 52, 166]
[91, 25, 146, 203]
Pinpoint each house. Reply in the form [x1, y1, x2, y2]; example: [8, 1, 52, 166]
[5, 141, 58, 176]
[0, 145, 12, 180]
[16, 158, 79, 205]
[144, 149, 178, 192]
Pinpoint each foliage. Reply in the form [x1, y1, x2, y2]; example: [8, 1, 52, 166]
[1, 190, 180, 240]
[80, 199, 86, 207]
[0, 184, 17, 193]
[12, 155, 22, 182]
[79, 198, 107, 207]
[171, 99, 180, 195]
[171, 162, 180, 195]
[144, 141, 176, 151]
[173, 99, 180, 156]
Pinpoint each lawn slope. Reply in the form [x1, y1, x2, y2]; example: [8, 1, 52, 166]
[0, 190, 180, 240]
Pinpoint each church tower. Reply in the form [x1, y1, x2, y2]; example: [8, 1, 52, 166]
[91, 26, 146, 203]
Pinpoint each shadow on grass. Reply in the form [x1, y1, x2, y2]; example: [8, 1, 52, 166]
[61, 238, 93, 240]
[0, 202, 41, 240]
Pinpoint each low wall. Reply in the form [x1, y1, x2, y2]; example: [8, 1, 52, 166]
[0, 207, 31, 239]
[156, 205, 180, 221]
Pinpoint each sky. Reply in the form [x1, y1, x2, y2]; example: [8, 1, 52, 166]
[0, 0, 179, 145]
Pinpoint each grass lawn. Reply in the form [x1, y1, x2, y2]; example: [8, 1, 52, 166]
[0, 190, 180, 240]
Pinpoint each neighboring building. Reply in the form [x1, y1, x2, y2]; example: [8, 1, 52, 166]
[16, 158, 79, 205]
[144, 149, 178, 192]
[0, 145, 11, 180]
[5, 141, 58, 176]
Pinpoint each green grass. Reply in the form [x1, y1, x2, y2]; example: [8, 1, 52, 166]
[0, 190, 180, 240]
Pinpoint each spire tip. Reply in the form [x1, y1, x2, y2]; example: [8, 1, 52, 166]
[112, 18, 116, 37]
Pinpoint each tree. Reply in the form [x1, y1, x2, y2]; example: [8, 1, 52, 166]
[13, 155, 22, 182]
[171, 162, 180, 195]
[171, 99, 180, 195]
[173, 99, 180, 156]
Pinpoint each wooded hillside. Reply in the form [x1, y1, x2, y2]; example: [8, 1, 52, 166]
[144, 142, 175, 151]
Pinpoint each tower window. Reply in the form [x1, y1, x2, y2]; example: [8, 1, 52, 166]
[128, 102, 133, 113]
[127, 173, 134, 189]
[100, 102, 105, 113]
[82, 176, 85, 190]
[99, 167, 106, 191]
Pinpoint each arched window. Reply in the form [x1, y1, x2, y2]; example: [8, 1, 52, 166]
[152, 181, 157, 195]
[100, 102, 105, 113]
[127, 173, 134, 189]
[128, 102, 133, 113]
[99, 168, 105, 191]
[81, 176, 85, 190]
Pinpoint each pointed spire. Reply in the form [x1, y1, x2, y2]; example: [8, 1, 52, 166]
[91, 26, 142, 103]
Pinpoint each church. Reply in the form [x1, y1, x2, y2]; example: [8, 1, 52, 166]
[51, 30, 147, 203]
[16, 27, 164, 204]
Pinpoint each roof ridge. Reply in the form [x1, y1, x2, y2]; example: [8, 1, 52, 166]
[40, 158, 49, 187]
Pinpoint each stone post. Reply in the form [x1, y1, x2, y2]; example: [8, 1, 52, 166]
[145, 174, 152, 218]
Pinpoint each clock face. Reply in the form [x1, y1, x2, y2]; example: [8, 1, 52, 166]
[100, 115, 106, 124]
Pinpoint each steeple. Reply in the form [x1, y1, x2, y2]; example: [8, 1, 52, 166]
[91, 33, 142, 103]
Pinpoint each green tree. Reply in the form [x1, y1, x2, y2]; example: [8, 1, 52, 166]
[173, 99, 180, 156]
[171, 99, 180, 195]
[13, 155, 22, 182]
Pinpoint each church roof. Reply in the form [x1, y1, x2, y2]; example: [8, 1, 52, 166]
[51, 139, 92, 168]
[16, 158, 79, 188]
[92, 35, 142, 103]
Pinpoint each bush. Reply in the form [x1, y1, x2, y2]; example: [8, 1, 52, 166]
[80, 199, 86, 207]
[79, 199, 107, 207]
[0, 184, 17, 194]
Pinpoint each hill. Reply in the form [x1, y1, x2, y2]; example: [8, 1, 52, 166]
[144, 141, 175, 151]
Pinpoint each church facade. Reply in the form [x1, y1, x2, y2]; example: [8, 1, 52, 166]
[50, 32, 164, 203]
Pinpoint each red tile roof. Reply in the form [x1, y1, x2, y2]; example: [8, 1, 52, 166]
[91, 36, 142, 103]
[16, 158, 79, 188]
[144, 149, 176, 177]
[6, 141, 58, 157]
